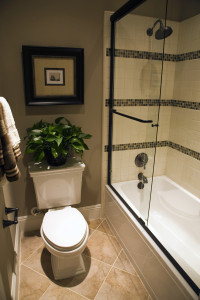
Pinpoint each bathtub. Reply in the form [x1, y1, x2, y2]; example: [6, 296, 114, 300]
[105, 176, 199, 300]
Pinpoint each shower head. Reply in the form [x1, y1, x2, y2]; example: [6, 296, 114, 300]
[147, 19, 173, 40]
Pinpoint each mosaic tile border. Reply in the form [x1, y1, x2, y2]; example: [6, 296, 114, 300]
[104, 140, 200, 161]
[105, 99, 200, 110]
[106, 48, 200, 62]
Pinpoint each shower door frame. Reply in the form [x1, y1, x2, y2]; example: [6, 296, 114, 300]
[107, 0, 199, 295]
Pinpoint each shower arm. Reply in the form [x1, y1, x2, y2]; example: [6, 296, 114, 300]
[112, 109, 153, 123]
[151, 19, 162, 30]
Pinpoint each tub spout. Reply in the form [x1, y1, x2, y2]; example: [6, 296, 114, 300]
[143, 176, 148, 184]
[138, 173, 148, 184]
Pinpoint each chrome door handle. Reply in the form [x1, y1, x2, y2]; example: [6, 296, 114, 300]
[3, 207, 19, 228]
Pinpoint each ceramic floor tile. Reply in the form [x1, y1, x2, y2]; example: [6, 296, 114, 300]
[20, 265, 51, 300]
[95, 267, 149, 300]
[21, 230, 43, 263]
[23, 245, 54, 280]
[114, 249, 137, 275]
[89, 228, 94, 237]
[20, 220, 150, 300]
[51, 254, 111, 300]
[96, 219, 115, 236]
[84, 230, 121, 265]
[40, 283, 86, 300]
[88, 219, 102, 229]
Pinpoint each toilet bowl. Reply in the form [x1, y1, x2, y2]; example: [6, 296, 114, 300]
[28, 158, 88, 280]
[41, 206, 89, 280]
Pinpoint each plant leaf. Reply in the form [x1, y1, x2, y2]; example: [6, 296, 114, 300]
[55, 117, 65, 124]
[51, 147, 59, 158]
[33, 148, 45, 162]
[78, 133, 92, 139]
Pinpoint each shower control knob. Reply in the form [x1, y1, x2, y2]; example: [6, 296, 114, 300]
[135, 153, 148, 168]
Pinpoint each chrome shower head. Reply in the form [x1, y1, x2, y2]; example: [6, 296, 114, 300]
[147, 19, 173, 40]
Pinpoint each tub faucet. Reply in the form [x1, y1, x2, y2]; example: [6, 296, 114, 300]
[138, 172, 148, 184]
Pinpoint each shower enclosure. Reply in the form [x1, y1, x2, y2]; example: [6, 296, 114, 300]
[105, 0, 200, 296]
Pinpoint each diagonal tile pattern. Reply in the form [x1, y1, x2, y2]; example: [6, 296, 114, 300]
[19, 218, 151, 300]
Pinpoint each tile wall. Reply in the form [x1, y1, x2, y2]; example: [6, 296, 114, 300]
[102, 10, 200, 199]
[165, 14, 200, 197]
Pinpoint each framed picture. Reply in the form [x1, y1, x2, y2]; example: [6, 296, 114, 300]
[22, 46, 84, 105]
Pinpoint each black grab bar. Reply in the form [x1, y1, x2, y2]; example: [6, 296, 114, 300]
[112, 109, 153, 123]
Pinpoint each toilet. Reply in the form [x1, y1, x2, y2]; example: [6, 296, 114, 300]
[28, 157, 89, 280]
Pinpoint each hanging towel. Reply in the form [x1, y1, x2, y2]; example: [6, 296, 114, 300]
[0, 97, 22, 182]
[0, 97, 20, 148]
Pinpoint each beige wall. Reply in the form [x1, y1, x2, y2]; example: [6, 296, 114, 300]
[0, 0, 125, 216]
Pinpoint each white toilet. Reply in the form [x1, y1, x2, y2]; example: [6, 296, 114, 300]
[28, 157, 89, 280]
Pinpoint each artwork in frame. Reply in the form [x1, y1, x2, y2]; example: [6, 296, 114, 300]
[22, 46, 84, 105]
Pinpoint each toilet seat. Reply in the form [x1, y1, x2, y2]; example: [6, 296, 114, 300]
[42, 206, 87, 252]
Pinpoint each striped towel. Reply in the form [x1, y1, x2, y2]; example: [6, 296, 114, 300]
[0, 98, 22, 182]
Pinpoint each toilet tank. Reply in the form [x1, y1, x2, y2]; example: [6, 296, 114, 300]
[28, 157, 85, 209]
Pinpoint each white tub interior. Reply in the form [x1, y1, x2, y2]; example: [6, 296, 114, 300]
[113, 175, 200, 288]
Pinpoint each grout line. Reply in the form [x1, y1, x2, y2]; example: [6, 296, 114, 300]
[94, 218, 104, 230]
[21, 263, 50, 280]
[95, 221, 117, 237]
[112, 264, 138, 277]
[82, 253, 113, 268]
[87, 218, 104, 239]
[67, 288, 91, 300]
[90, 227, 117, 238]
[21, 242, 44, 264]
[94, 249, 122, 300]
[38, 283, 53, 300]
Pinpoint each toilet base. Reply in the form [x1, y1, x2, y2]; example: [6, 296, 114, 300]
[51, 253, 86, 280]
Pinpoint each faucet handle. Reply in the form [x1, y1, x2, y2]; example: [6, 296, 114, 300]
[138, 172, 143, 180]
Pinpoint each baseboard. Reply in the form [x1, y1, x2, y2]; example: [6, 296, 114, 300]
[19, 204, 102, 235]
[19, 214, 44, 235]
[78, 204, 102, 221]
[11, 223, 20, 300]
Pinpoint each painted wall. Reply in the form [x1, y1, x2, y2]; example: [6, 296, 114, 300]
[0, 0, 125, 216]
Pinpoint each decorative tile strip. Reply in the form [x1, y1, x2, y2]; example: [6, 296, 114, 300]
[106, 48, 200, 62]
[105, 99, 200, 110]
[168, 141, 200, 160]
[104, 140, 200, 161]
[104, 141, 157, 152]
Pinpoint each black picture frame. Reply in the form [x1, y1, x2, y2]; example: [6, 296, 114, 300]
[22, 46, 84, 106]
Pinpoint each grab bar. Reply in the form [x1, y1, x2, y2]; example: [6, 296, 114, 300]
[112, 109, 153, 123]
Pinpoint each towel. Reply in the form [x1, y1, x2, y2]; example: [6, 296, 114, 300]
[0, 97, 20, 148]
[0, 98, 22, 182]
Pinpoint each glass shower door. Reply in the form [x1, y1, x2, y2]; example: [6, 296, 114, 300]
[110, 11, 164, 222]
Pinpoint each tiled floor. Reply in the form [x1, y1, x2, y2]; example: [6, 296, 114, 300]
[19, 219, 151, 300]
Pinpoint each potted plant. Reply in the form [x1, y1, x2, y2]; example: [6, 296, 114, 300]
[25, 117, 92, 166]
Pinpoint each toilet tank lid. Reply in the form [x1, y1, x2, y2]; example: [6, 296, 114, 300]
[28, 157, 85, 177]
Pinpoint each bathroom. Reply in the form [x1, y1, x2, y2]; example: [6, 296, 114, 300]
[0, 0, 199, 299]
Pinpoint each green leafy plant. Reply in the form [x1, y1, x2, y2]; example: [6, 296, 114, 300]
[25, 117, 92, 165]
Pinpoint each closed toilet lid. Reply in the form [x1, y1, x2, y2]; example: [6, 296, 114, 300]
[42, 206, 87, 251]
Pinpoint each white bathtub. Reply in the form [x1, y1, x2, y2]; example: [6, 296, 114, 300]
[106, 176, 199, 299]
[113, 176, 200, 289]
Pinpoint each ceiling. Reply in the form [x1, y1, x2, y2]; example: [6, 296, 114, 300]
[132, 0, 200, 21]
